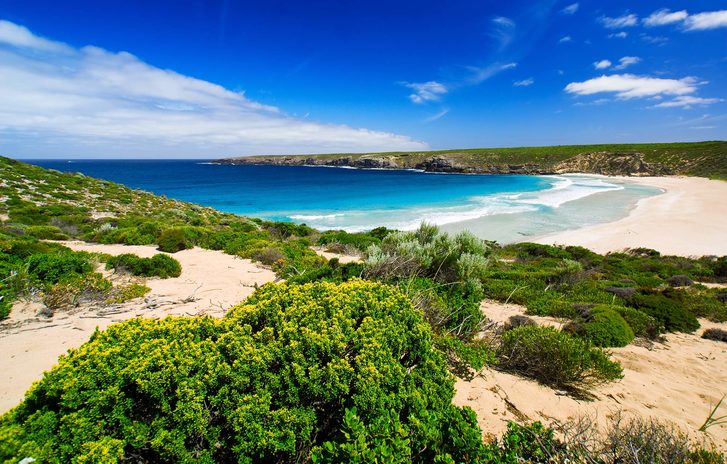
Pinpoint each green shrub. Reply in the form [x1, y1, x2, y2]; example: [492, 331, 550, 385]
[0, 280, 486, 463]
[24, 225, 68, 240]
[579, 307, 635, 347]
[26, 252, 94, 284]
[318, 230, 381, 251]
[630, 293, 700, 333]
[157, 227, 191, 253]
[106, 253, 182, 278]
[526, 295, 577, 318]
[613, 306, 661, 339]
[498, 325, 623, 389]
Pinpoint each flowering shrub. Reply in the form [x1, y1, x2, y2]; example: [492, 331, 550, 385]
[0, 280, 486, 463]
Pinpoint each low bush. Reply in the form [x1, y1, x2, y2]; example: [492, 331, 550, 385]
[611, 306, 660, 339]
[26, 251, 94, 284]
[0, 280, 487, 463]
[577, 307, 635, 347]
[107, 253, 182, 278]
[157, 227, 191, 253]
[107, 283, 151, 304]
[23, 225, 68, 240]
[251, 246, 285, 265]
[702, 328, 727, 343]
[630, 293, 700, 333]
[497, 325, 623, 389]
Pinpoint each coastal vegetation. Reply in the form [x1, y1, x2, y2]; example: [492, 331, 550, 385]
[216, 140, 727, 180]
[1, 156, 726, 461]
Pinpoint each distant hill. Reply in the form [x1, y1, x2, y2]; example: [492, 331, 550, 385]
[216, 141, 727, 179]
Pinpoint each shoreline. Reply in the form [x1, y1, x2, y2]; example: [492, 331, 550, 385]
[531, 175, 727, 257]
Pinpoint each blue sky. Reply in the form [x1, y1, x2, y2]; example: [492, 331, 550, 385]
[0, 0, 725, 158]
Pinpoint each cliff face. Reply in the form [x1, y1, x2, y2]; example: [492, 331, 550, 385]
[214, 152, 673, 176]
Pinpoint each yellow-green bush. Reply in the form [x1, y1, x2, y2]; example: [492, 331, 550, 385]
[0, 280, 486, 463]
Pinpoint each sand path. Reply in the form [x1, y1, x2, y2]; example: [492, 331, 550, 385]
[535, 176, 727, 257]
[0, 242, 277, 413]
[455, 301, 727, 451]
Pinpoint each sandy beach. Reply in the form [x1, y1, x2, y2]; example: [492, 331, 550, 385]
[0, 242, 277, 413]
[455, 300, 727, 452]
[534, 176, 727, 257]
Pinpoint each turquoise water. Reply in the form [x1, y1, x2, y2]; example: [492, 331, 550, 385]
[29, 160, 662, 243]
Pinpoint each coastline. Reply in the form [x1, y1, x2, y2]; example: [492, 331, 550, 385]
[532, 175, 727, 257]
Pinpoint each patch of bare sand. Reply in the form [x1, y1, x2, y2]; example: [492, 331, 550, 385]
[0, 241, 276, 413]
[455, 301, 727, 451]
[311, 246, 362, 264]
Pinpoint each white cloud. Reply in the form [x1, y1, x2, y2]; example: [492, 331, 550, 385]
[593, 60, 612, 70]
[613, 56, 641, 70]
[683, 10, 727, 31]
[404, 81, 448, 104]
[565, 74, 698, 99]
[643, 9, 688, 26]
[653, 96, 722, 108]
[608, 31, 628, 38]
[561, 3, 579, 15]
[0, 20, 427, 157]
[599, 14, 638, 29]
[0, 20, 71, 53]
[559, 35, 572, 43]
[513, 78, 534, 87]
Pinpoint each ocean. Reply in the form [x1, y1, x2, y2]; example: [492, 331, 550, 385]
[29, 160, 662, 244]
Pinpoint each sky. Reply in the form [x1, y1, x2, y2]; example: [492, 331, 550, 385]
[0, 0, 725, 158]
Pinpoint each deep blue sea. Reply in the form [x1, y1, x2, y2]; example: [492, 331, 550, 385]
[28, 160, 662, 243]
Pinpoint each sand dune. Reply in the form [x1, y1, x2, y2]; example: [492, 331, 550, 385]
[0, 242, 276, 413]
[455, 301, 727, 451]
[535, 176, 727, 257]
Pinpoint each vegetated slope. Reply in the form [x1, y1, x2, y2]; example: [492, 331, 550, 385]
[0, 156, 325, 318]
[216, 141, 727, 179]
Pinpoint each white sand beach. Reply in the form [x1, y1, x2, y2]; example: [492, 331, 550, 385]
[535, 176, 727, 257]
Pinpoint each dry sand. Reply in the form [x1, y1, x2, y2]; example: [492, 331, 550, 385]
[535, 176, 727, 257]
[455, 301, 727, 451]
[0, 242, 276, 413]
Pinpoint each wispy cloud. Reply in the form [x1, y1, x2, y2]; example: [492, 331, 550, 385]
[599, 14, 638, 29]
[559, 35, 572, 43]
[0, 20, 427, 157]
[565, 74, 698, 99]
[653, 95, 722, 108]
[466, 62, 517, 85]
[643, 9, 688, 27]
[684, 10, 727, 31]
[513, 77, 534, 87]
[561, 3, 579, 15]
[608, 31, 628, 39]
[593, 60, 612, 70]
[613, 56, 641, 70]
[489, 16, 516, 50]
[403, 81, 448, 104]
[424, 108, 450, 122]
[641, 34, 668, 45]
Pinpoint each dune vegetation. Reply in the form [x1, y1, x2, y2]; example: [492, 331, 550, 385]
[1, 156, 726, 462]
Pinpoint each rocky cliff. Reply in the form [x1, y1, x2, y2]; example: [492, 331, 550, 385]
[213, 152, 674, 176]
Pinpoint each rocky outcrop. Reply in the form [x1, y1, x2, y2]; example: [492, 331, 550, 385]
[552, 152, 672, 176]
[214, 152, 672, 176]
